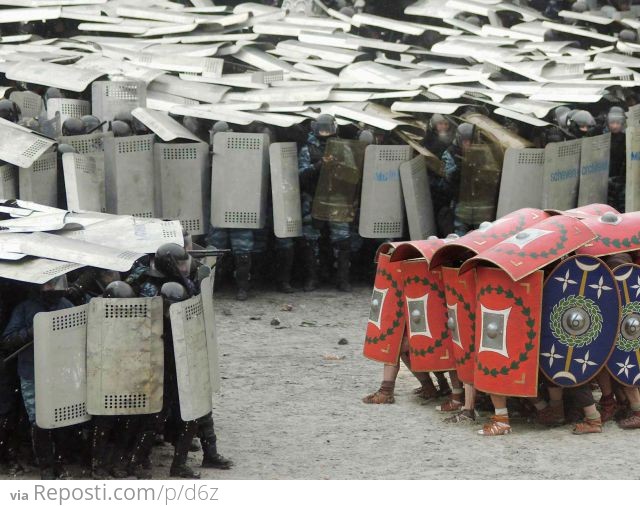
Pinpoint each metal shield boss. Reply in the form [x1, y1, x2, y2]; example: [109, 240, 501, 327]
[312, 139, 367, 223]
[359, 145, 412, 239]
[34, 304, 91, 429]
[457, 144, 502, 226]
[607, 264, 640, 387]
[269, 142, 302, 239]
[541, 255, 620, 387]
[442, 267, 477, 384]
[170, 295, 213, 421]
[578, 133, 611, 207]
[87, 297, 164, 416]
[474, 268, 543, 397]
[402, 260, 455, 372]
[363, 252, 405, 365]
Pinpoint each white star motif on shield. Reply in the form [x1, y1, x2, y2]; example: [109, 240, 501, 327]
[540, 344, 564, 367]
[574, 351, 597, 374]
[631, 276, 640, 299]
[554, 269, 577, 293]
[588, 276, 613, 299]
[616, 356, 636, 379]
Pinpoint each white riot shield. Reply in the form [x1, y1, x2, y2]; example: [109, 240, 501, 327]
[87, 297, 164, 416]
[9, 90, 44, 119]
[58, 132, 109, 156]
[62, 152, 106, 213]
[34, 304, 91, 429]
[104, 134, 156, 218]
[627, 104, 640, 128]
[399, 154, 436, 240]
[626, 128, 640, 213]
[170, 295, 213, 421]
[269, 142, 302, 238]
[497, 148, 545, 218]
[201, 274, 220, 393]
[18, 151, 57, 207]
[211, 132, 269, 229]
[359, 145, 412, 239]
[578, 133, 611, 207]
[154, 142, 209, 236]
[91, 81, 146, 123]
[46, 98, 91, 124]
[0, 118, 55, 168]
[0, 163, 17, 200]
[542, 139, 582, 210]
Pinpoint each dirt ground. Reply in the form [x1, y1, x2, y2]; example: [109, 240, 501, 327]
[7, 284, 639, 480]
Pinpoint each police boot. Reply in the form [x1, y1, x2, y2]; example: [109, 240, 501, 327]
[109, 416, 136, 478]
[31, 425, 56, 480]
[89, 418, 111, 478]
[276, 248, 295, 294]
[128, 430, 155, 480]
[302, 241, 319, 292]
[335, 239, 352, 292]
[0, 414, 21, 475]
[234, 254, 251, 301]
[170, 421, 200, 479]
[201, 436, 234, 470]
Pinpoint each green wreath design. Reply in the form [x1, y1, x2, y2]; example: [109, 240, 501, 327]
[617, 302, 640, 353]
[492, 221, 568, 260]
[549, 295, 602, 348]
[596, 233, 640, 251]
[475, 284, 537, 377]
[445, 284, 475, 367]
[365, 268, 404, 345]
[403, 275, 449, 359]
[484, 214, 529, 241]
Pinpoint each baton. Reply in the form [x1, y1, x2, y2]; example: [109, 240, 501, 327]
[187, 249, 230, 259]
[2, 341, 33, 364]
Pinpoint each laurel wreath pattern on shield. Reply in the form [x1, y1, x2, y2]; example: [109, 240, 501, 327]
[549, 295, 602, 348]
[475, 284, 537, 378]
[484, 214, 528, 241]
[444, 284, 475, 367]
[617, 302, 640, 353]
[492, 222, 568, 259]
[365, 268, 404, 346]
[595, 233, 640, 251]
[403, 275, 449, 359]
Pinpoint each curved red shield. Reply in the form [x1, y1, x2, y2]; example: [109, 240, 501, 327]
[547, 203, 619, 219]
[576, 212, 640, 258]
[474, 267, 543, 397]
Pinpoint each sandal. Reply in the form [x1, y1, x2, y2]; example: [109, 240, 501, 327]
[597, 394, 616, 423]
[362, 390, 395, 404]
[477, 415, 511, 436]
[435, 399, 463, 413]
[618, 411, 640, 429]
[536, 403, 565, 427]
[444, 409, 476, 424]
[572, 417, 603, 435]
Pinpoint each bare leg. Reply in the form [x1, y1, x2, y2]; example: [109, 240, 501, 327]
[362, 363, 399, 404]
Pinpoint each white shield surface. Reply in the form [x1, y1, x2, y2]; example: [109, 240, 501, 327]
[359, 145, 412, 239]
[497, 148, 545, 218]
[9, 90, 44, 120]
[0, 164, 17, 200]
[87, 297, 164, 416]
[34, 304, 91, 429]
[399, 155, 437, 240]
[578, 133, 611, 207]
[91, 80, 147, 123]
[628, 105, 640, 128]
[0, 118, 56, 167]
[170, 295, 213, 421]
[626, 128, 640, 213]
[46, 98, 91, 124]
[542, 139, 582, 210]
[201, 274, 220, 393]
[104, 134, 155, 218]
[0, 257, 82, 284]
[19, 151, 58, 207]
[62, 152, 106, 213]
[154, 142, 209, 235]
[211, 132, 269, 229]
[269, 142, 302, 238]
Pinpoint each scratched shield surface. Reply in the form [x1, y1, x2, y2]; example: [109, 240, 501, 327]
[607, 264, 640, 387]
[540, 255, 620, 387]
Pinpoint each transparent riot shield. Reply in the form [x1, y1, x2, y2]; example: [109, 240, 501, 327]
[456, 144, 502, 225]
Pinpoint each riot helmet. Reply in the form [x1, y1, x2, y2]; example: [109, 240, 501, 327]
[81, 114, 102, 133]
[358, 129, 375, 145]
[131, 115, 151, 135]
[607, 106, 626, 133]
[430, 113, 454, 143]
[155, 243, 192, 279]
[212, 121, 230, 135]
[572, 0, 588, 12]
[62, 117, 86, 136]
[111, 120, 132, 138]
[104, 281, 135, 298]
[0, 99, 21, 123]
[160, 281, 188, 303]
[568, 110, 597, 137]
[44, 87, 63, 102]
[553, 106, 571, 128]
[39, 275, 68, 305]
[619, 29, 637, 43]
[454, 122, 475, 149]
[313, 114, 338, 138]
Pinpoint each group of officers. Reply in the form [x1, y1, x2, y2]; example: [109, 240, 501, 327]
[0, 243, 232, 479]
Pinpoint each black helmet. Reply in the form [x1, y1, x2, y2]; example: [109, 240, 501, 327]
[455, 122, 475, 145]
[160, 282, 188, 304]
[62, 117, 86, 136]
[553, 106, 571, 128]
[0, 99, 21, 123]
[131, 115, 150, 135]
[313, 114, 337, 137]
[607, 106, 626, 123]
[358, 129, 375, 145]
[154, 243, 191, 280]
[619, 29, 637, 43]
[572, 0, 587, 12]
[111, 120, 131, 138]
[212, 121, 230, 135]
[568, 110, 597, 137]
[104, 281, 135, 298]
[81, 114, 101, 133]
[44, 87, 63, 102]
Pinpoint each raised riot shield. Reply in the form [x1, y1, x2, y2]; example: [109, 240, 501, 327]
[627, 104, 640, 128]
[578, 133, 611, 207]
[399, 155, 436, 240]
[91, 81, 146, 123]
[0, 118, 55, 168]
[626, 128, 640, 213]
[170, 295, 213, 421]
[608, 264, 640, 387]
[312, 139, 367, 223]
[359, 145, 412, 238]
[9, 90, 44, 119]
[34, 304, 91, 429]
[0, 163, 17, 200]
[87, 297, 164, 416]
[269, 142, 302, 238]
[104, 134, 156, 218]
[18, 151, 57, 207]
[540, 255, 620, 387]
[62, 153, 106, 213]
[211, 132, 269, 229]
[457, 144, 502, 225]
[46, 98, 91, 124]
[542, 139, 582, 211]
[154, 142, 209, 236]
[58, 132, 109, 157]
[496, 148, 545, 218]
[201, 274, 221, 393]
